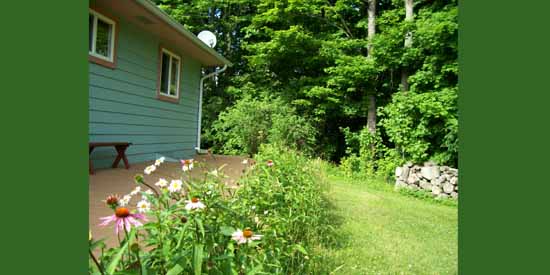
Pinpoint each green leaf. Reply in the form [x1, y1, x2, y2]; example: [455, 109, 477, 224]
[89, 238, 107, 251]
[175, 223, 190, 249]
[245, 264, 264, 275]
[220, 226, 236, 236]
[193, 244, 204, 275]
[293, 244, 308, 255]
[195, 218, 205, 238]
[106, 230, 136, 274]
[166, 264, 184, 275]
[113, 270, 139, 275]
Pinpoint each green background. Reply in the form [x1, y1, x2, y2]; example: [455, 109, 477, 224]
[0, 1, 88, 274]
[459, 0, 550, 274]
[0, 0, 549, 274]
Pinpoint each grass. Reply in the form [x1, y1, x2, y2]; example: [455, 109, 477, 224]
[320, 172, 458, 275]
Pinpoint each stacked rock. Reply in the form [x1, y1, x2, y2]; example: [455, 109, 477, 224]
[394, 161, 458, 199]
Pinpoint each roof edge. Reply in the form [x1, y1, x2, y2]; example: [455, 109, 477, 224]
[135, 0, 232, 67]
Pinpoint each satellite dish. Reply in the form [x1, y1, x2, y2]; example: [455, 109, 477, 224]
[197, 31, 217, 48]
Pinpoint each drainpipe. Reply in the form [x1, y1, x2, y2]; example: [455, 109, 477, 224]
[195, 65, 228, 154]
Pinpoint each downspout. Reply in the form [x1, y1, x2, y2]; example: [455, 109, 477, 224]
[195, 65, 228, 154]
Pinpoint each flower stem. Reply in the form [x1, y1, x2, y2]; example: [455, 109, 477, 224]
[123, 223, 132, 264]
[135, 234, 143, 275]
[116, 230, 124, 264]
[89, 248, 105, 275]
[142, 182, 160, 197]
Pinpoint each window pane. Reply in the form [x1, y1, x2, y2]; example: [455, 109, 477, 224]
[160, 53, 170, 94]
[170, 58, 179, 96]
[89, 15, 94, 52]
[95, 18, 112, 58]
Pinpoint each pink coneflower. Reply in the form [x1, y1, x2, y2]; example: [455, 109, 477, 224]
[103, 194, 120, 209]
[99, 207, 147, 234]
[266, 160, 274, 167]
[231, 229, 262, 244]
[185, 197, 205, 211]
[181, 159, 194, 171]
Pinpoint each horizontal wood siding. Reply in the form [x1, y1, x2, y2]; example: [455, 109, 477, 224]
[89, 7, 201, 168]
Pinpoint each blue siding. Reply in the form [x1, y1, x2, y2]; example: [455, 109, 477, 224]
[89, 7, 202, 168]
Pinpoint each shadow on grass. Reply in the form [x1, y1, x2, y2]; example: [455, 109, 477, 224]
[308, 195, 353, 274]
[319, 196, 350, 250]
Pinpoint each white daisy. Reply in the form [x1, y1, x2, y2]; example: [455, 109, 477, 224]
[185, 198, 206, 211]
[136, 200, 151, 213]
[168, 180, 183, 193]
[119, 195, 132, 206]
[144, 165, 156, 175]
[130, 186, 141, 196]
[144, 189, 154, 195]
[155, 178, 168, 188]
[154, 157, 165, 166]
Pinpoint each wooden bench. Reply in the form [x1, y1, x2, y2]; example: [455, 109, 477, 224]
[89, 142, 132, 174]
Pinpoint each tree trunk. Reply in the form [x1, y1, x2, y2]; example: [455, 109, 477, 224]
[367, 0, 376, 56]
[367, 0, 376, 134]
[401, 0, 414, 92]
[367, 95, 376, 133]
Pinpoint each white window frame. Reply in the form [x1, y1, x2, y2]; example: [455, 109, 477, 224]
[89, 9, 116, 63]
[159, 48, 181, 99]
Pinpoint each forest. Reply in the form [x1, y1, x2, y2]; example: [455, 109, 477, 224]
[157, 0, 458, 178]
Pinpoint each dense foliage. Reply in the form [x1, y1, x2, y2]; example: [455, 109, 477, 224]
[89, 146, 333, 274]
[209, 96, 317, 156]
[234, 144, 334, 273]
[156, 0, 458, 175]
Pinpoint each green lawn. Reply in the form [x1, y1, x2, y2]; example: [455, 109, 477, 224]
[321, 174, 458, 275]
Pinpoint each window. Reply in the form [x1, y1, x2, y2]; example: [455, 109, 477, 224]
[89, 9, 116, 67]
[158, 48, 181, 101]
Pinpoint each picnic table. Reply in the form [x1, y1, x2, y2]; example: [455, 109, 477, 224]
[89, 142, 132, 174]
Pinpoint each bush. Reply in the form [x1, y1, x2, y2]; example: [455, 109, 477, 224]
[210, 96, 318, 156]
[89, 145, 332, 274]
[340, 127, 404, 181]
[379, 89, 458, 167]
[234, 144, 333, 273]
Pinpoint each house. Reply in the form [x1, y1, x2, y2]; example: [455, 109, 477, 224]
[89, 0, 230, 169]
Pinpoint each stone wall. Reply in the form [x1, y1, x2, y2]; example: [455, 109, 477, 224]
[394, 162, 458, 199]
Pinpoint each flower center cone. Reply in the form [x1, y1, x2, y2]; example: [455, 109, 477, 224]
[243, 229, 253, 238]
[115, 207, 130, 218]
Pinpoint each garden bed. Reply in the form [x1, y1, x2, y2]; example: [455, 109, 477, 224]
[89, 154, 248, 249]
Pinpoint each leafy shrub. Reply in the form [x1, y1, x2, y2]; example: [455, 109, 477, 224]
[210, 96, 318, 156]
[339, 153, 362, 178]
[379, 88, 458, 167]
[89, 145, 332, 274]
[340, 127, 404, 181]
[234, 144, 333, 273]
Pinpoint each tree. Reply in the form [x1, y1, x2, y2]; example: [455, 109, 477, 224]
[401, 0, 414, 92]
[366, 0, 377, 134]
[153, 0, 458, 164]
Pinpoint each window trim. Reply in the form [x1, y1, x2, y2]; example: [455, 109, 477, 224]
[157, 47, 182, 103]
[89, 8, 118, 69]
